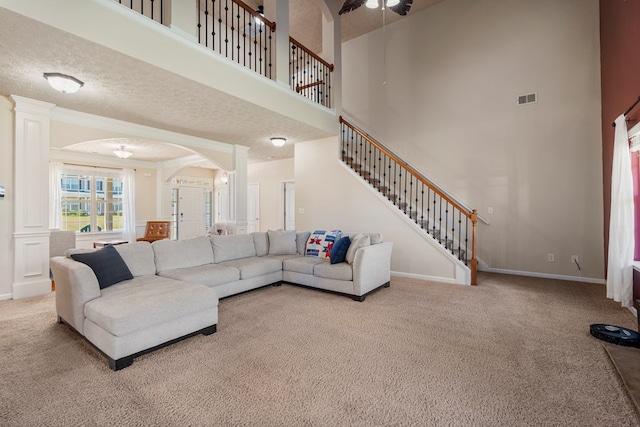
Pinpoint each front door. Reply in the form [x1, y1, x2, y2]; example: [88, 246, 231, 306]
[178, 186, 205, 239]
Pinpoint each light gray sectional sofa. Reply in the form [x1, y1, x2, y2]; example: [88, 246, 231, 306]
[50, 230, 393, 370]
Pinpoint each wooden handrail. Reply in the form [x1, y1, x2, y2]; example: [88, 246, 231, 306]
[290, 36, 334, 71]
[340, 116, 474, 220]
[296, 80, 323, 93]
[233, 0, 276, 31]
[340, 115, 478, 285]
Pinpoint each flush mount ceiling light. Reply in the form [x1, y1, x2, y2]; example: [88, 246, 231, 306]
[43, 72, 84, 94]
[270, 137, 286, 147]
[114, 145, 133, 159]
[340, 0, 411, 15]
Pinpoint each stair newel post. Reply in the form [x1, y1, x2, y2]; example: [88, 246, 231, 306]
[470, 209, 478, 286]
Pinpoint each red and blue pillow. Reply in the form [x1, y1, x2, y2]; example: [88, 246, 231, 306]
[306, 230, 341, 259]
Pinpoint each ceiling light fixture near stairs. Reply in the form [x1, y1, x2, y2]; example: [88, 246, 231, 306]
[340, 0, 411, 15]
[43, 72, 84, 94]
[271, 137, 286, 147]
[114, 145, 133, 159]
[366, 0, 399, 8]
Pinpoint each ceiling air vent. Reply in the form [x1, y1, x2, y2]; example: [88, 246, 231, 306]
[517, 92, 537, 106]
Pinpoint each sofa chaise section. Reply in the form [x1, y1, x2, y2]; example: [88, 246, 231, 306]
[51, 241, 218, 371]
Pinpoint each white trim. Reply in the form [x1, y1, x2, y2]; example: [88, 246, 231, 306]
[12, 280, 52, 299]
[50, 107, 236, 153]
[480, 266, 606, 285]
[391, 271, 469, 286]
[170, 24, 198, 43]
[0, 293, 12, 301]
[628, 306, 638, 318]
[49, 148, 158, 169]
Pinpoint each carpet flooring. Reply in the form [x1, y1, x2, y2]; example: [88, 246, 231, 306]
[1, 273, 639, 426]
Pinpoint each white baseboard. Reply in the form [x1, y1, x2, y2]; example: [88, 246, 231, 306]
[391, 271, 469, 286]
[0, 293, 12, 301]
[480, 267, 606, 285]
[12, 280, 51, 299]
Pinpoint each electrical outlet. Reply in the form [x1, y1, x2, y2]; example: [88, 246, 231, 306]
[547, 253, 555, 262]
[571, 255, 579, 264]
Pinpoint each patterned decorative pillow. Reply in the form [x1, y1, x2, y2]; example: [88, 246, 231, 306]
[306, 229, 342, 259]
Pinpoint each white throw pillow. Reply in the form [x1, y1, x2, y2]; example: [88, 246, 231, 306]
[345, 233, 370, 265]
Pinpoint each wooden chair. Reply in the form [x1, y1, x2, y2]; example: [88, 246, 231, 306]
[137, 221, 171, 243]
[50, 230, 76, 291]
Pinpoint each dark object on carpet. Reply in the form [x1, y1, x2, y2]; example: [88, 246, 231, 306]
[590, 324, 640, 347]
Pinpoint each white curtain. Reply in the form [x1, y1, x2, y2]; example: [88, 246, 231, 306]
[122, 168, 137, 244]
[49, 161, 64, 229]
[606, 114, 635, 308]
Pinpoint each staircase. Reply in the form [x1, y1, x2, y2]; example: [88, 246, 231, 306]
[339, 116, 478, 285]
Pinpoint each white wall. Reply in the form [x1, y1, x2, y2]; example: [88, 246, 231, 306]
[248, 158, 294, 231]
[295, 137, 466, 283]
[0, 96, 15, 299]
[341, 0, 604, 281]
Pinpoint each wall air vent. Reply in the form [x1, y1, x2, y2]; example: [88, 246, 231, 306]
[517, 92, 537, 106]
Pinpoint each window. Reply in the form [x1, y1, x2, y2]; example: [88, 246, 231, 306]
[60, 170, 124, 233]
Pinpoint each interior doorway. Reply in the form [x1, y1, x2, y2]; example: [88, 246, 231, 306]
[283, 181, 295, 231]
[248, 183, 260, 233]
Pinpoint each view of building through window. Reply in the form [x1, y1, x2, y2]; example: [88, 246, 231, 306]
[60, 173, 124, 232]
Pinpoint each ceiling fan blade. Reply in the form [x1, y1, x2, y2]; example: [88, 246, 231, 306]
[390, 0, 413, 16]
[339, 0, 367, 15]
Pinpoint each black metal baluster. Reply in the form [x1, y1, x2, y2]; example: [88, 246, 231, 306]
[444, 201, 450, 252]
[420, 183, 425, 228]
[432, 195, 437, 237]
[268, 30, 272, 78]
[218, 0, 222, 53]
[197, 0, 202, 44]
[426, 188, 431, 232]
[457, 211, 462, 260]
[465, 217, 469, 265]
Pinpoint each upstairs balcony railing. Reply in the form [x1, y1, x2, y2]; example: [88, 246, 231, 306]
[290, 37, 334, 108]
[117, 0, 164, 24]
[339, 117, 478, 285]
[113, 0, 334, 108]
[197, 0, 275, 79]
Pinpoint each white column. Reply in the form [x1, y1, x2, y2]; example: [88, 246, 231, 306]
[169, 0, 198, 42]
[321, 7, 342, 113]
[227, 145, 249, 234]
[11, 96, 55, 299]
[265, 0, 290, 88]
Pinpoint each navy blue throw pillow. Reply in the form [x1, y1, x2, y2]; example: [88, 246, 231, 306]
[330, 236, 351, 264]
[71, 245, 133, 289]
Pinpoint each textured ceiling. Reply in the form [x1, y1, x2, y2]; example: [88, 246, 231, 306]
[0, 0, 444, 166]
